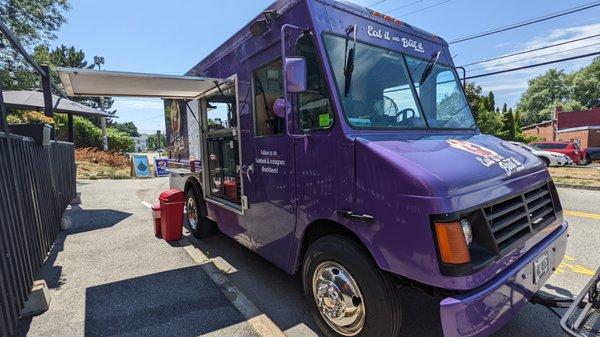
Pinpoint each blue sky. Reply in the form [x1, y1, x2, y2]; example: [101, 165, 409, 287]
[51, 0, 600, 134]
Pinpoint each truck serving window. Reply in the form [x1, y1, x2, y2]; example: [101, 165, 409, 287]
[323, 34, 475, 129]
[296, 34, 334, 131]
[253, 59, 284, 136]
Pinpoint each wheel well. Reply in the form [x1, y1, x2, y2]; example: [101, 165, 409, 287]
[299, 219, 375, 270]
[184, 176, 206, 215]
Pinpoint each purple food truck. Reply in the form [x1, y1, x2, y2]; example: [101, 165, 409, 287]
[56, 0, 600, 336]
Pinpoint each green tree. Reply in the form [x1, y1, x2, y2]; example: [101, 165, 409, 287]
[147, 133, 166, 151]
[111, 121, 140, 137]
[516, 69, 569, 125]
[568, 57, 600, 108]
[464, 82, 484, 118]
[501, 110, 516, 141]
[476, 110, 503, 138]
[34, 45, 116, 118]
[486, 91, 495, 111]
[502, 103, 508, 113]
[0, 0, 70, 48]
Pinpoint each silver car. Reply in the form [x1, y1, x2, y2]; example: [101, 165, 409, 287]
[509, 141, 572, 167]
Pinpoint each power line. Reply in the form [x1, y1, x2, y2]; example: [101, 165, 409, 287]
[459, 33, 600, 67]
[398, 0, 451, 16]
[465, 41, 600, 72]
[131, 114, 165, 123]
[367, 0, 387, 7]
[387, 0, 423, 13]
[463, 51, 600, 80]
[449, 1, 600, 44]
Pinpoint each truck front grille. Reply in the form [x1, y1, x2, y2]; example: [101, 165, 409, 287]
[483, 182, 559, 252]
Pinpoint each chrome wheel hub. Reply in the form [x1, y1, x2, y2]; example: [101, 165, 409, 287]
[186, 197, 198, 230]
[312, 261, 365, 336]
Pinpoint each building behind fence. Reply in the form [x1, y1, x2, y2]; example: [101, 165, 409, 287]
[0, 133, 76, 337]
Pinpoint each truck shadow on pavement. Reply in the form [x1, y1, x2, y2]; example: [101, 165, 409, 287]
[188, 232, 572, 337]
[83, 266, 251, 337]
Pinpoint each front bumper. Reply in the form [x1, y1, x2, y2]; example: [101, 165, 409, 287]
[440, 220, 569, 337]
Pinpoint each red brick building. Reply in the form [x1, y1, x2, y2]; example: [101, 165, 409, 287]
[522, 106, 600, 148]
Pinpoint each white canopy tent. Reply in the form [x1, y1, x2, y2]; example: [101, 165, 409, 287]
[57, 68, 227, 99]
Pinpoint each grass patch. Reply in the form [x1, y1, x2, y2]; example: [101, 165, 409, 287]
[549, 167, 600, 187]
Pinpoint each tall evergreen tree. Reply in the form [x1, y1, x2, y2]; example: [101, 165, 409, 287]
[502, 103, 508, 113]
[487, 91, 496, 111]
[501, 110, 516, 141]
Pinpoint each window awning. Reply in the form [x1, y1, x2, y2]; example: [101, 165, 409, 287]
[57, 67, 227, 99]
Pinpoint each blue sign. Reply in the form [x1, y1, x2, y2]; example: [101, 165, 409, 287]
[155, 158, 170, 177]
[132, 155, 151, 178]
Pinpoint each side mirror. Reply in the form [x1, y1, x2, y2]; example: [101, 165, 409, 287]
[284, 57, 307, 93]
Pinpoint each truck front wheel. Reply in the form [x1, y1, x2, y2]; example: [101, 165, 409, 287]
[185, 188, 212, 238]
[302, 235, 402, 337]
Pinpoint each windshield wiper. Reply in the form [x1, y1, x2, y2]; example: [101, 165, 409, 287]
[343, 25, 357, 97]
[419, 51, 441, 85]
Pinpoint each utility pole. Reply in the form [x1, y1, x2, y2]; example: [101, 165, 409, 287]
[156, 130, 161, 151]
[93, 56, 108, 151]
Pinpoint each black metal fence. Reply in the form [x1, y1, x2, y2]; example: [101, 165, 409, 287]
[0, 132, 76, 337]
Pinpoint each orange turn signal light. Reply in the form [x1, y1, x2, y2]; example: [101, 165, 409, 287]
[434, 222, 471, 265]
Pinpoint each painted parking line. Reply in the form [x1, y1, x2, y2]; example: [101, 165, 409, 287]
[556, 255, 597, 276]
[140, 201, 153, 210]
[564, 210, 600, 220]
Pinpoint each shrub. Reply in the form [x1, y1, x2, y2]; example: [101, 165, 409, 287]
[22, 111, 55, 125]
[75, 147, 129, 168]
[7, 111, 54, 125]
[54, 114, 134, 153]
[6, 114, 22, 124]
[107, 128, 135, 153]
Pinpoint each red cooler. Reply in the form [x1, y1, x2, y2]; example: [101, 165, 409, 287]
[159, 189, 185, 242]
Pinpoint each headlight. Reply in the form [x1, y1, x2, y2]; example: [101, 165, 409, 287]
[460, 219, 473, 246]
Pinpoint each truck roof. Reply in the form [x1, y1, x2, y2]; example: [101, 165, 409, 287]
[186, 0, 446, 77]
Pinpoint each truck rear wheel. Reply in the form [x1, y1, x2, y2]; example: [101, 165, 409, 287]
[302, 235, 402, 337]
[185, 188, 212, 238]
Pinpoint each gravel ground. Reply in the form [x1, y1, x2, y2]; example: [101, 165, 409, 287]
[16, 178, 259, 337]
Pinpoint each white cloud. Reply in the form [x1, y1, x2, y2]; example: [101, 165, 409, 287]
[474, 23, 600, 71]
[465, 22, 600, 107]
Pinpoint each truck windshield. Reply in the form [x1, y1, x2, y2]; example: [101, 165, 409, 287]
[323, 34, 476, 129]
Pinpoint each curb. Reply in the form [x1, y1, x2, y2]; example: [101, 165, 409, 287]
[555, 184, 600, 191]
[181, 236, 286, 337]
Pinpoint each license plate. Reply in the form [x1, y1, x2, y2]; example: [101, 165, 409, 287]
[534, 252, 549, 283]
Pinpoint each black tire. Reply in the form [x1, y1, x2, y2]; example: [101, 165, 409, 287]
[185, 188, 212, 238]
[302, 235, 402, 337]
[540, 156, 550, 167]
[582, 155, 592, 166]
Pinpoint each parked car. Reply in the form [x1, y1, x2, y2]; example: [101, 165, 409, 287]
[582, 147, 600, 165]
[532, 141, 584, 164]
[509, 142, 572, 166]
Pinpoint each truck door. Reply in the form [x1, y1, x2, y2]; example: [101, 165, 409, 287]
[242, 54, 297, 270]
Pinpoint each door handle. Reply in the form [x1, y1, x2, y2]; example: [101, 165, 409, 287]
[241, 164, 254, 182]
[337, 210, 375, 223]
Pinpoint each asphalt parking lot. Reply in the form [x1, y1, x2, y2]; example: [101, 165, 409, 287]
[179, 186, 600, 337]
[18, 179, 600, 337]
